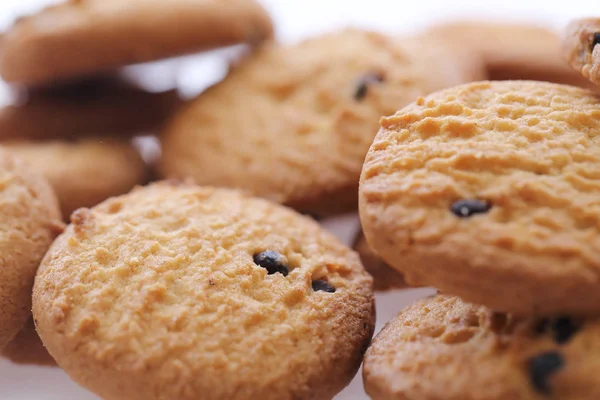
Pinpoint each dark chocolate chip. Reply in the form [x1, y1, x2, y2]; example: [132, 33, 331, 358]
[552, 317, 580, 344]
[592, 32, 600, 51]
[354, 73, 384, 101]
[528, 352, 564, 394]
[312, 280, 336, 293]
[450, 199, 491, 218]
[253, 251, 289, 276]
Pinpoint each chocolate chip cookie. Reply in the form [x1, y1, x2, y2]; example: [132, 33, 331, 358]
[364, 294, 600, 400]
[33, 182, 374, 400]
[0, 149, 62, 349]
[160, 29, 485, 216]
[562, 18, 600, 87]
[0, 0, 273, 86]
[360, 80, 600, 315]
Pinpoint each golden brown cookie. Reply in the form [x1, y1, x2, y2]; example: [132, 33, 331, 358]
[420, 20, 595, 88]
[0, 0, 273, 86]
[353, 230, 408, 291]
[33, 183, 375, 400]
[160, 29, 486, 216]
[0, 77, 180, 140]
[360, 80, 600, 316]
[2, 138, 148, 219]
[1, 318, 56, 366]
[0, 149, 62, 349]
[364, 294, 600, 400]
[562, 18, 600, 87]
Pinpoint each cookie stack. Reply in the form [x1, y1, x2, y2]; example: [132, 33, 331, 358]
[359, 19, 600, 400]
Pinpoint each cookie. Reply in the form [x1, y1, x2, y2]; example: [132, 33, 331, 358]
[419, 21, 595, 88]
[0, 149, 62, 349]
[0, 77, 180, 140]
[353, 230, 408, 291]
[0, 0, 273, 86]
[33, 183, 375, 400]
[1, 318, 56, 366]
[160, 29, 486, 216]
[364, 294, 600, 400]
[2, 138, 148, 218]
[562, 18, 600, 87]
[360, 80, 600, 316]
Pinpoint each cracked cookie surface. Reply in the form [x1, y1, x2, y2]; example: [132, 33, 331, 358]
[33, 182, 374, 400]
[360, 80, 600, 315]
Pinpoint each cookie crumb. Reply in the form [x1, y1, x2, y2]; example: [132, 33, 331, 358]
[253, 250, 289, 276]
[528, 351, 564, 394]
[450, 199, 491, 218]
[312, 280, 336, 293]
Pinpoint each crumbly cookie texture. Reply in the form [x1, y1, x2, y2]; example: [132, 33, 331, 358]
[562, 18, 600, 87]
[0, 78, 180, 140]
[160, 29, 485, 216]
[364, 295, 600, 400]
[2, 138, 148, 219]
[420, 21, 596, 88]
[33, 183, 374, 400]
[353, 231, 408, 291]
[360, 80, 600, 316]
[0, 149, 63, 349]
[0, 0, 273, 86]
[1, 318, 56, 366]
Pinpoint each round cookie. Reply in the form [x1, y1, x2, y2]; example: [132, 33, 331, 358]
[419, 21, 596, 88]
[33, 183, 375, 400]
[1, 318, 56, 366]
[0, 148, 62, 349]
[360, 80, 600, 316]
[0, 77, 180, 141]
[562, 18, 600, 87]
[160, 29, 486, 216]
[353, 230, 408, 291]
[364, 294, 600, 400]
[0, 0, 273, 86]
[2, 138, 148, 218]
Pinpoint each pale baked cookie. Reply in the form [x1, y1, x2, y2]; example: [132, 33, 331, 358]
[0, 0, 273, 86]
[0, 149, 62, 349]
[364, 294, 600, 400]
[562, 18, 600, 87]
[160, 29, 486, 216]
[420, 21, 595, 88]
[2, 138, 148, 218]
[2, 318, 56, 366]
[33, 183, 375, 400]
[353, 231, 407, 291]
[0, 78, 180, 140]
[360, 80, 600, 316]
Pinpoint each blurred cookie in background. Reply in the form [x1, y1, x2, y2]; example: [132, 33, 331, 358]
[419, 20, 596, 88]
[0, 0, 274, 86]
[562, 18, 600, 87]
[0, 77, 181, 141]
[160, 29, 486, 216]
[353, 230, 409, 291]
[1, 318, 56, 367]
[2, 138, 148, 219]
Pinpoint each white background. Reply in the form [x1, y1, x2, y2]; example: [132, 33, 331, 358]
[0, 1, 599, 399]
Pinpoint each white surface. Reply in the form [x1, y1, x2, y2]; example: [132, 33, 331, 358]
[0, 0, 599, 399]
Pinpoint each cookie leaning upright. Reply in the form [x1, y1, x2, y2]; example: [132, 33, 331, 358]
[160, 29, 486, 216]
[562, 18, 600, 87]
[0, 149, 62, 349]
[33, 183, 374, 400]
[360, 80, 600, 316]
[0, 0, 273, 86]
[363, 295, 600, 400]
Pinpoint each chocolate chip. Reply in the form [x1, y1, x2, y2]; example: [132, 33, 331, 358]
[552, 317, 580, 344]
[528, 352, 564, 394]
[592, 33, 600, 51]
[253, 251, 289, 276]
[450, 199, 491, 218]
[312, 280, 336, 293]
[354, 73, 384, 101]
